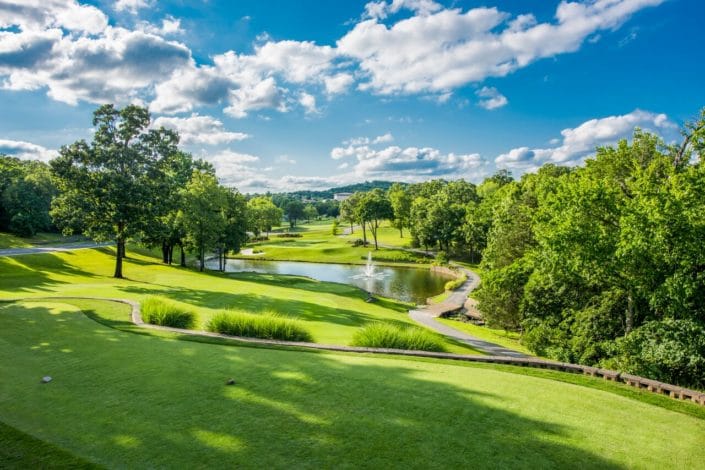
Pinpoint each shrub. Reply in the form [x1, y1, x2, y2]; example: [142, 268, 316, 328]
[275, 233, 302, 238]
[351, 323, 446, 352]
[141, 296, 196, 329]
[444, 272, 467, 291]
[206, 310, 313, 342]
[350, 238, 365, 247]
[331, 219, 339, 235]
[434, 251, 449, 266]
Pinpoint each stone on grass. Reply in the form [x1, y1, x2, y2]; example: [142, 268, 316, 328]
[226, 378, 236, 385]
[41, 376, 52, 383]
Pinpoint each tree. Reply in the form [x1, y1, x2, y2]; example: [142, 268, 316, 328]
[303, 203, 318, 223]
[215, 189, 248, 271]
[247, 196, 282, 236]
[1, 160, 55, 236]
[180, 171, 228, 272]
[340, 195, 360, 234]
[358, 189, 393, 250]
[388, 182, 411, 237]
[285, 200, 305, 228]
[51, 104, 179, 278]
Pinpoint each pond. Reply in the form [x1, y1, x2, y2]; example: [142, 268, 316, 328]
[212, 258, 452, 304]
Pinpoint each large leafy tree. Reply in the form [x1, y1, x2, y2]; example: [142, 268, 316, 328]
[388, 182, 411, 237]
[51, 104, 179, 278]
[247, 196, 282, 237]
[179, 171, 228, 272]
[358, 189, 393, 250]
[0, 157, 56, 236]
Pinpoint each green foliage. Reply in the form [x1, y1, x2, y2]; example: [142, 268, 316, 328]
[206, 310, 313, 342]
[434, 251, 449, 265]
[142, 296, 196, 329]
[284, 199, 305, 228]
[444, 272, 467, 291]
[331, 219, 339, 235]
[0, 156, 56, 236]
[350, 323, 446, 352]
[247, 196, 283, 236]
[608, 319, 705, 389]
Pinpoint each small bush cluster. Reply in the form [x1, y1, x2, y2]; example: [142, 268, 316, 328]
[142, 296, 196, 329]
[444, 272, 467, 291]
[206, 310, 313, 342]
[249, 235, 269, 242]
[360, 252, 422, 263]
[434, 251, 449, 266]
[349, 238, 366, 247]
[351, 323, 446, 352]
[275, 233, 302, 238]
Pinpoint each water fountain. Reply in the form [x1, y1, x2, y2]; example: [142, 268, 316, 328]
[353, 252, 388, 280]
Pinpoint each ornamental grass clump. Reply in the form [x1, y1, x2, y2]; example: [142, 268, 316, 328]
[141, 296, 196, 329]
[206, 310, 313, 342]
[351, 323, 446, 352]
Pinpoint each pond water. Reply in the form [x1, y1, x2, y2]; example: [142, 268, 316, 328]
[213, 258, 452, 304]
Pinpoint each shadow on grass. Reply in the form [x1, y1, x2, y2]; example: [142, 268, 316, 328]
[0, 252, 98, 293]
[119, 285, 408, 328]
[0, 302, 629, 469]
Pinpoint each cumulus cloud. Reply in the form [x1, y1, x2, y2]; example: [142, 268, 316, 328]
[338, 0, 664, 95]
[0, 0, 108, 34]
[330, 132, 482, 180]
[299, 92, 318, 114]
[495, 109, 678, 171]
[114, 0, 152, 15]
[476, 86, 507, 110]
[152, 114, 249, 145]
[0, 138, 57, 162]
[138, 17, 183, 36]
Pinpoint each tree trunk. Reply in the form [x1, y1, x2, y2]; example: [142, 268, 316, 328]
[399, 226, 403, 238]
[199, 244, 205, 272]
[362, 221, 367, 245]
[168, 245, 174, 265]
[349, 221, 353, 233]
[626, 292, 634, 334]
[162, 241, 169, 264]
[180, 243, 186, 267]
[114, 237, 124, 278]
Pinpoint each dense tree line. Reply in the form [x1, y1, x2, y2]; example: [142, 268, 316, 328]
[0, 156, 57, 236]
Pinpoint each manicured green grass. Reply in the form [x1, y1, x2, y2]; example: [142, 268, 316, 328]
[438, 317, 533, 355]
[351, 323, 447, 352]
[0, 420, 98, 469]
[0, 231, 87, 249]
[207, 309, 313, 342]
[0, 247, 476, 353]
[1, 300, 704, 468]
[141, 296, 196, 329]
[240, 222, 428, 266]
[0, 232, 31, 249]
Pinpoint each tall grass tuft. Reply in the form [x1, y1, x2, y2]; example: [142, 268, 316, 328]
[351, 323, 446, 352]
[141, 296, 196, 329]
[206, 310, 313, 342]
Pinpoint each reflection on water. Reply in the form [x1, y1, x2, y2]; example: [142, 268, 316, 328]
[213, 258, 451, 304]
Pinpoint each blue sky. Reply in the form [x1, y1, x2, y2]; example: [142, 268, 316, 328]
[1, 0, 703, 192]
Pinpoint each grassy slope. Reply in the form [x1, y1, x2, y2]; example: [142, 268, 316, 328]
[0, 247, 476, 353]
[1, 299, 703, 469]
[438, 318, 533, 355]
[239, 221, 427, 266]
[0, 231, 87, 249]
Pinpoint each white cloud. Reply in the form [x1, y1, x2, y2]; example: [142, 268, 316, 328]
[114, 0, 151, 15]
[224, 76, 287, 118]
[0, 138, 57, 162]
[0, 0, 108, 35]
[323, 73, 354, 95]
[299, 92, 318, 114]
[152, 114, 249, 145]
[476, 86, 507, 110]
[2, 26, 192, 106]
[339, 0, 664, 95]
[365, 0, 443, 20]
[138, 17, 183, 36]
[496, 109, 678, 171]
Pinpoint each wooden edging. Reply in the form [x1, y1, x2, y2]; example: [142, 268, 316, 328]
[6, 296, 705, 407]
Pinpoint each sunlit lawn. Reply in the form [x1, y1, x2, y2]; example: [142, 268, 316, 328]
[0, 247, 473, 353]
[1, 299, 703, 468]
